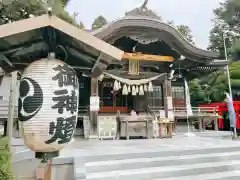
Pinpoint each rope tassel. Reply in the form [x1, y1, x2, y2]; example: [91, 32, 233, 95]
[139, 85, 144, 95]
[132, 85, 136, 96]
[122, 84, 128, 95]
[148, 81, 153, 92]
[113, 80, 119, 91]
[144, 84, 148, 92]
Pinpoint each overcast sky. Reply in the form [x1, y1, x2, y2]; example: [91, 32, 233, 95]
[66, 0, 226, 49]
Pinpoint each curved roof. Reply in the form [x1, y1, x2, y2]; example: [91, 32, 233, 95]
[91, 5, 220, 60]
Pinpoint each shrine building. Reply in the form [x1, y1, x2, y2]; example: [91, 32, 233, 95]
[75, 2, 228, 137]
[0, 1, 228, 139]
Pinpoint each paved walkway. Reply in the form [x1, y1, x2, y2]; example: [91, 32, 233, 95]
[11, 131, 240, 161]
[12, 131, 240, 179]
[60, 131, 240, 157]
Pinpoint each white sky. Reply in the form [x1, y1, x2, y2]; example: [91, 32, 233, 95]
[66, 0, 226, 49]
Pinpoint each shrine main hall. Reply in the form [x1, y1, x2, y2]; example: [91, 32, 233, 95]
[0, 2, 228, 139]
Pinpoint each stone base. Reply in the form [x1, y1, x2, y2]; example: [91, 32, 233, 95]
[83, 116, 90, 138]
[35, 151, 59, 161]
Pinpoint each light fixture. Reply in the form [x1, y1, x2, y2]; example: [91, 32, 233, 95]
[178, 74, 183, 78]
[179, 55, 185, 61]
[168, 69, 175, 80]
[98, 74, 104, 81]
[82, 73, 89, 77]
[171, 77, 177, 82]
[48, 52, 55, 59]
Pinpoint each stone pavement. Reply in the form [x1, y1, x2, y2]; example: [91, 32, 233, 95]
[60, 131, 238, 157]
[12, 131, 240, 180]
[12, 131, 239, 160]
[72, 131, 240, 180]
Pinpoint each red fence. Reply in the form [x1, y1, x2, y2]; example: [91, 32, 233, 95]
[199, 101, 240, 130]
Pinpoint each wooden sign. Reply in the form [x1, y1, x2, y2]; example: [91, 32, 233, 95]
[123, 53, 174, 62]
[90, 96, 100, 111]
[128, 60, 140, 75]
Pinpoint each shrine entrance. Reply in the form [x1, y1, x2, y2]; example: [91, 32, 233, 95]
[127, 94, 134, 111]
[98, 71, 166, 114]
[99, 80, 146, 113]
[99, 81, 135, 113]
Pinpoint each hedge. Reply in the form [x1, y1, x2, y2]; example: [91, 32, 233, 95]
[0, 137, 12, 180]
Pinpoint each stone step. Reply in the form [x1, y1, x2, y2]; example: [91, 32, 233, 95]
[85, 160, 240, 180]
[86, 151, 240, 173]
[83, 146, 240, 162]
[74, 146, 240, 180]
[153, 170, 240, 180]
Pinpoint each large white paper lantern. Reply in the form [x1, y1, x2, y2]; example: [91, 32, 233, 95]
[18, 59, 79, 153]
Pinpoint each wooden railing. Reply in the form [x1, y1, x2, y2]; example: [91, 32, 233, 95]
[0, 103, 218, 121]
[0, 100, 18, 121]
[174, 106, 218, 117]
[78, 105, 88, 114]
[147, 105, 156, 120]
[150, 106, 218, 117]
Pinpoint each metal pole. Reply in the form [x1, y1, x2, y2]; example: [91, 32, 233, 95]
[223, 36, 232, 97]
[223, 36, 237, 138]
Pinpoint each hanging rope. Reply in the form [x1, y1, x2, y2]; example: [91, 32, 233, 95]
[103, 72, 164, 86]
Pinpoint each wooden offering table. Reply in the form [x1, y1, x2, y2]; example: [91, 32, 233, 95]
[157, 118, 173, 138]
[197, 114, 219, 132]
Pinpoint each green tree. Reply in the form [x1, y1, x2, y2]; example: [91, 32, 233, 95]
[193, 0, 240, 104]
[198, 61, 240, 102]
[200, 71, 227, 103]
[61, 0, 71, 6]
[208, 0, 240, 58]
[91, 15, 107, 30]
[0, 0, 84, 28]
[0, 137, 13, 180]
[167, 21, 195, 45]
[228, 61, 240, 95]
[189, 79, 207, 106]
[176, 25, 195, 45]
[218, 0, 240, 28]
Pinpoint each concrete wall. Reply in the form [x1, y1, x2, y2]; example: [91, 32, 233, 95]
[13, 155, 74, 180]
[51, 157, 74, 180]
[13, 158, 41, 180]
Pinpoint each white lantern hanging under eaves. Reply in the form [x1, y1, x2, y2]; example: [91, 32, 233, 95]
[18, 59, 79, 154]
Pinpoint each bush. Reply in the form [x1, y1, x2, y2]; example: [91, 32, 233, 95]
[0, 137, 12, 180]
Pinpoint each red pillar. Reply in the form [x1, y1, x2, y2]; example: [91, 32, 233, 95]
[235, 104, 240, 129]
[217, 107, 224, 129]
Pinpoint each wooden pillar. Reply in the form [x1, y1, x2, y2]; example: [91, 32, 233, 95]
[163, 75, 174, 120]
[89, 78, 99, 136]
[198, 117, 203, 131]
[214, 117, 219, 131]
[218, 111, 223, 129]
[7, 71, 18, 153]
[36, 162, 51, 180]
[236, 104, 239, 129]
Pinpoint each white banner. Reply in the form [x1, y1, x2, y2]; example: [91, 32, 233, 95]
[184, 79, 193, 116]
